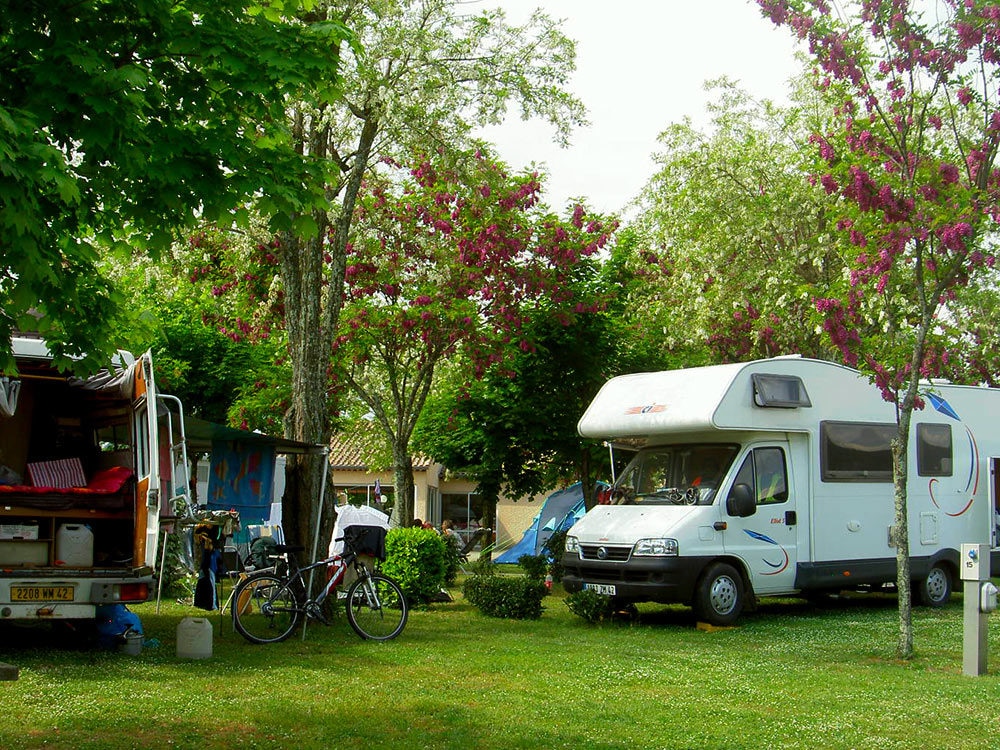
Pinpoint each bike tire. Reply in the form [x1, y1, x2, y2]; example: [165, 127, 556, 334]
[345, 572, 408, 641]
[232, 571, 302, 644]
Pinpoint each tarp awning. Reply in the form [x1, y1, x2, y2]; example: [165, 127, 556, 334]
[182, 416, 326, 455]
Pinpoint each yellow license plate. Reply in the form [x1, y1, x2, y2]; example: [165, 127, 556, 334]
[10, 585, 74, 602]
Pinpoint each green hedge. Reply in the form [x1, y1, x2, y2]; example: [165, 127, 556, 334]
[382, 527, 447, 605]
[565, 589, 616, 623]
[462, 561, 547, 619]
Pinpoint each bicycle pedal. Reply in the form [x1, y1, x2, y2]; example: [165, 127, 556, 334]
[305, 602, 329, 624]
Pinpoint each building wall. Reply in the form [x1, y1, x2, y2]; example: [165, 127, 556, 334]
[328, 462, 551, 553]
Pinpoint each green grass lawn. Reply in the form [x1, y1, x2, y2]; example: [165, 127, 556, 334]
[1, 583, 999, 750]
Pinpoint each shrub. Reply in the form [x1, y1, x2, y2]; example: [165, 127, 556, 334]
[565, 589, 616, 623]
[382, 527, 447, 605]
[542, 529, 568, 582]
[517, 553, 548, 581]
[442, 535, 462, 586]
[462, 573, 547, 619]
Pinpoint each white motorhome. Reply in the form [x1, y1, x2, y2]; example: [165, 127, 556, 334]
[562, 356, 1000, 625]
[0, 337, 187, 623]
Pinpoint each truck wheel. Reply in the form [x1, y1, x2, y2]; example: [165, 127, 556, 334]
[916, 563, 952, 607]
[694, 563, 744, 626]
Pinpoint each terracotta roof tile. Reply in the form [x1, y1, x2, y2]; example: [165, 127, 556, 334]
[328, 432, 433, 472]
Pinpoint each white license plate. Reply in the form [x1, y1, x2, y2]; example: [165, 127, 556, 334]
[583, 583, 616, 596]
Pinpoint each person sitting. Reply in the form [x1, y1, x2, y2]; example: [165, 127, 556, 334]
[441, 519, 463, 550]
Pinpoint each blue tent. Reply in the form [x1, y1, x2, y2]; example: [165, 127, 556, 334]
[495, 482, 591, 563]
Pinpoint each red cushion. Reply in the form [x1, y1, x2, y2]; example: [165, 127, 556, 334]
[0, 466, 133, 495]
[86, 466, 133, 493]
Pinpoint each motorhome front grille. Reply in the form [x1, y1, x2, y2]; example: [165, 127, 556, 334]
[579, 544, 631, 562]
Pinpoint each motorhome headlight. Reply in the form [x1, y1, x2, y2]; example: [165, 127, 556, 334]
[564, 535, 580, 555]
[633, 538, 678, 557]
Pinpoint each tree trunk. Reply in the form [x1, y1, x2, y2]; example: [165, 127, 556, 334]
[478, 477, 500, 561]
[892, 320, 932, 661]
[390, 446, 415, 527]
[891, 425, 913, 660]
[277, 216, 336, 553]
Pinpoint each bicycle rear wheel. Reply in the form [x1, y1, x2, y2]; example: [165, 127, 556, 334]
[232, 572, 302, 644]
[345, 572, 408, 641]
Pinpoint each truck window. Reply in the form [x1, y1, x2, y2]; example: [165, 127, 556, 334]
[729, 447, 788, 507]
[135, 401, 150, 479]
[612, 444, 738, 506]
[820, 421, 894, 482]
[916, 423, 952, 477]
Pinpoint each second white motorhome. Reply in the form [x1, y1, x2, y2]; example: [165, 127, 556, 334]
[562, 356, 1000, 625]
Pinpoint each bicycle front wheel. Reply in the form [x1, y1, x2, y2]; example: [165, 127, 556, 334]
[345, 572, 408, 641]
[232, 572, 302, 644]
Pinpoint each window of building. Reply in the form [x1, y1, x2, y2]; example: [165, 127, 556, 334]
[337, 483, 395, 511]
[442, 492, 484, 544]
[820, 421, 895, 482]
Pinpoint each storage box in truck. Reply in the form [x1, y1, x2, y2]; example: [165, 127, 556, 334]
[562, 356, 1000, 625]
[0, 336, 174, 622]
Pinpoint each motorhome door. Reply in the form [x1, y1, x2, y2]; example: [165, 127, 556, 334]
[723, 444, 799, 595]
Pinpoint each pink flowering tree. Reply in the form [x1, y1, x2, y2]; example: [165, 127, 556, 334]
[759, 0, 1000, 657]
[338, 148, 616, 526]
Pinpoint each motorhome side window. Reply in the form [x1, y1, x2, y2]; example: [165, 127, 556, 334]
[751, 373, 812, 408]
[916, 423, 952, 477]
[820, 421, 894, 482]
[729, 447, 788, 506]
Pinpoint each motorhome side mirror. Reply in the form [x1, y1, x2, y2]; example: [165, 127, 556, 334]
[726, 483, 756, 518]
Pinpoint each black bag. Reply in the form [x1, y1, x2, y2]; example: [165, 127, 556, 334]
[343, 525, 387, 561]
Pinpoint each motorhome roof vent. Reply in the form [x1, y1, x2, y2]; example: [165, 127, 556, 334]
[751, 373, 812, 408]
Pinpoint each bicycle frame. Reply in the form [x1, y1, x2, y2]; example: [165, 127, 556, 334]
[232, 539, 408, 643]
[282, 547, 389, 610]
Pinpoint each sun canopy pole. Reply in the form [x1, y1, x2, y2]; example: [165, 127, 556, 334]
[303, 447, 332, 641]
[309, 447, 332, 563]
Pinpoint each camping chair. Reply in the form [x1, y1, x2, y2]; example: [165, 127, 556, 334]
[456, 527, 492, 573]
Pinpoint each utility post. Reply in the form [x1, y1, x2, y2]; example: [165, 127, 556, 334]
[960, 543, 997, 677]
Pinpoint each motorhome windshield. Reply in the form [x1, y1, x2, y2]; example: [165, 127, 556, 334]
[611, 444, 739, 506]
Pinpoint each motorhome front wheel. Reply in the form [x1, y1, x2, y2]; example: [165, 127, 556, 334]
[694, 563, 745, 626]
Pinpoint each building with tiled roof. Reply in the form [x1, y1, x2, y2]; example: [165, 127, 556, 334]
[326, 431, 542, 552]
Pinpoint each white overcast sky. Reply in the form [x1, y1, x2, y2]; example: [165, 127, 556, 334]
[473, 0, 805, 216]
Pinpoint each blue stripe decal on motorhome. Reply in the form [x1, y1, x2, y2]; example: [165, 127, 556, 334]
[744, 529, 790, 575]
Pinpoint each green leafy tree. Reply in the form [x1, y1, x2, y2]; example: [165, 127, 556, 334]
[631, 78, 845, 362]
[258, 0, 585, 550]
[412, 239, 674, 523]
[760, 0, 1000, 658]
[0, 0, 348, 372]
[339, 148, 615, 527]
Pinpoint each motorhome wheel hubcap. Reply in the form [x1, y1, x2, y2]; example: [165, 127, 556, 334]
[711, 576, 738, 614]
[926, 569, 947, 601]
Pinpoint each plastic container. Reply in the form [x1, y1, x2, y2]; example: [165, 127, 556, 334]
[176, 617, 213, 659]
[55, 524, 94, 567]
[0, 540, 48, 565]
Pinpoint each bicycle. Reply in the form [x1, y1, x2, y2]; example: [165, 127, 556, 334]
[231, 527, 408, 643]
